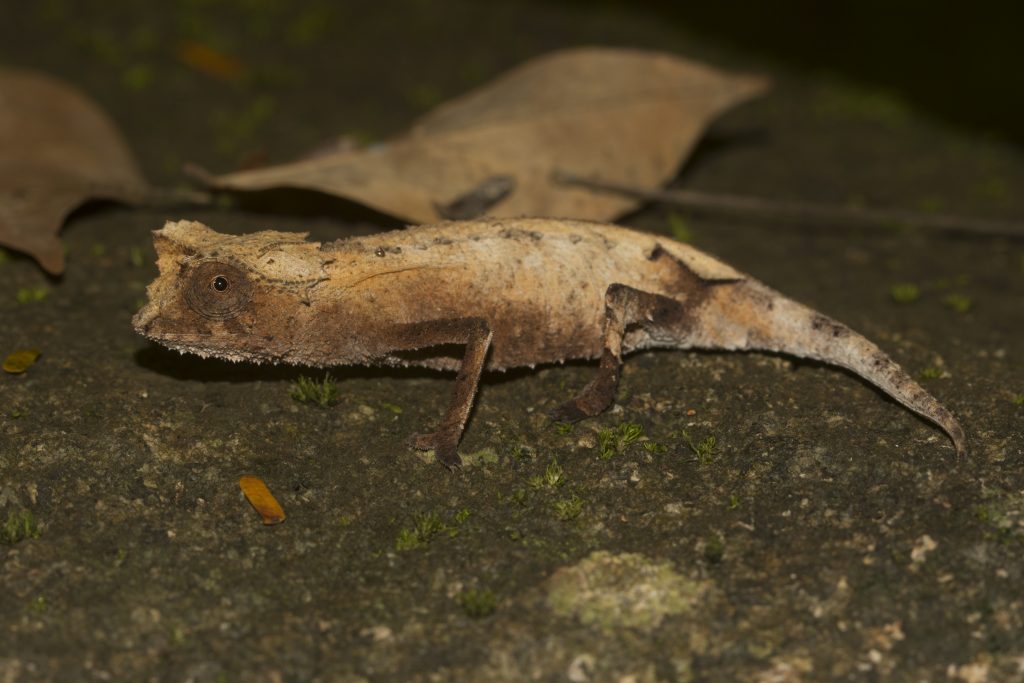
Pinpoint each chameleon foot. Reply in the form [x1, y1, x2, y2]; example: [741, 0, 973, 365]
[546, 400, 592, 423]
[410, 431, 463, 470]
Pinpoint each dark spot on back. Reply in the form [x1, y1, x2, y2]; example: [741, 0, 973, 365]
[499, 228, 542, 241]
[810, 313, 848, 338]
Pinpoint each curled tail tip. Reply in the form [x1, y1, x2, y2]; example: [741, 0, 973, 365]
[930, 401, 966, 458]
[949, 420, 967, 459]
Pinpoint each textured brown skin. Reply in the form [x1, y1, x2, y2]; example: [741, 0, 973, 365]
[134, 218, 965, 468]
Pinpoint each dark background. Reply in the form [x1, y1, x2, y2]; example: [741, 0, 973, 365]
[600, 0, 1024, 146]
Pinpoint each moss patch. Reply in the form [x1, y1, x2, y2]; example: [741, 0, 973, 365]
[290, 374, 338, 407]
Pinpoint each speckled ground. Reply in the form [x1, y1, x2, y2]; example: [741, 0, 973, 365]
[1, 2, 1023, 682]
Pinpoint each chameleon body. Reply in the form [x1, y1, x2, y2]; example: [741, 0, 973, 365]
[134, 218, 965, 468]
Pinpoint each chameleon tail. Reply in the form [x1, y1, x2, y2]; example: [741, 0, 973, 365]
[691, 279, 966, 456]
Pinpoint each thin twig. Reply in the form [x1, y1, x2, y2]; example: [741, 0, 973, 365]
[91, 181, 213, 208]
[554, 171, 1024, 239]
[139, 185, 214, 207]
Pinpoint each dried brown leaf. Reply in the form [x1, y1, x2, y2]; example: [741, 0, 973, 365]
[0, 68, 148, 274]
[200, 47, 769, 223]
[239, 475, 286, 525]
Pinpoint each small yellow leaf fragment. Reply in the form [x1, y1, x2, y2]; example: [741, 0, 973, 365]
[3, 349, 40, 374]
[239, 475, 285, 525]
[177, 42, 244, 82]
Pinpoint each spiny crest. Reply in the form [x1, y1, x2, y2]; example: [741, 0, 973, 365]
[153, 220, 324, 284]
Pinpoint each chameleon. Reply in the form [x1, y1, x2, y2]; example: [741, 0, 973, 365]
[133, 218, 965, 469]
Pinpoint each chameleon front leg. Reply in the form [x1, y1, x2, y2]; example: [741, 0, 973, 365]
[386, 317, 493, 469]
[550, 284, 687, 422]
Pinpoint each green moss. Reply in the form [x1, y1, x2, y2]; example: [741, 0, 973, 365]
[458, 588, 497, 618]
[122, 63, 154, 91]
[16, 286, 49, 304]
[213, 95, 276, 156]
[668, 211, 694, 243]
[974, 496, 1023, 545]
[681, 430, 717, 466]
[29, 596, 46, 613]
[889, 283, 920, 304]
[460, 447, 499, 467]
[943, 293, 972, 313]
[814, 83, 911, 126]
[641, 440, 667, 454]
[1013, 395, 1024, 406]
[129, 246, 145, 268]
[504, 442, 533, 462]
[975, 176, 1009, 201]
[290, 374, 338, 407]
[2, 510, 40, 545]
[407, 83, 443, 111]
[285, 4, 334, 46]
[552, 421, 575, 435]
[703, 533, 725, 563]
[395, 511, 446, 550]
[530, 458, 565, 489]
[507, 488, 528, 507]
[597, 422, 644, 460]
[394, 509, 467, 551]
[379, 401, 403, 415]
[554, 494, 584, 521]
[918, 367, 943, 380]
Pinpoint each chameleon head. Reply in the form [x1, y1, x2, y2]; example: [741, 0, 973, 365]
[132, 219, 325, 363]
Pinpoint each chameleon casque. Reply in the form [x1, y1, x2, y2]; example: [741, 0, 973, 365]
[133, 218, 965, 468]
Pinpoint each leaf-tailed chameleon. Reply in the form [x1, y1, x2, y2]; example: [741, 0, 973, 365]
[134, 218, 965, 468]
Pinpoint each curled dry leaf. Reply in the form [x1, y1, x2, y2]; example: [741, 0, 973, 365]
[198, 47, 769, 223]
[0, 68, 148, 274]
[2, 349, 40, 374]
[239, 475, 286, 525]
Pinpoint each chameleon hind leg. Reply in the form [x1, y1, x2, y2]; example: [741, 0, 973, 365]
[549, 283, 688, 422]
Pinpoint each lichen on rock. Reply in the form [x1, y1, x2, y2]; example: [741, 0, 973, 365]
[546, 550, 707, 633]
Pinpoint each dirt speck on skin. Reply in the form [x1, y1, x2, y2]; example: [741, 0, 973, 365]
[1, 0, 1024, 681]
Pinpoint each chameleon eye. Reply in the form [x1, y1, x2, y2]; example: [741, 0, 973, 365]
[185, 261, 253, 320]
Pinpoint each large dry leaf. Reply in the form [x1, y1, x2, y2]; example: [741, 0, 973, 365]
[200, 47, 769, 223]
[0, 68, 147, 274]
